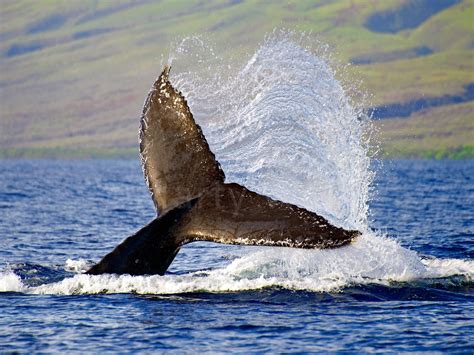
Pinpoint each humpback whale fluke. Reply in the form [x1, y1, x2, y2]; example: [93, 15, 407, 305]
[87, 67, 360, 276]
[140, 65, 225, 215]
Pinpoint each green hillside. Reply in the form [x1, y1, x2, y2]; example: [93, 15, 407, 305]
[0, 0, 473, 159]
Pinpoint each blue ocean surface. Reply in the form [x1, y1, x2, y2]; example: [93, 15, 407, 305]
[0, 159, 473, 352]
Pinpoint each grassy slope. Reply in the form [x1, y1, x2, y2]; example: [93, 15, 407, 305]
[0, 0, 473, 158]
[376, 101, 474, 158]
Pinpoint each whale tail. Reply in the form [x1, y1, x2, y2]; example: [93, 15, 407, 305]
[87, 67, 360, 276]
[139, 66, 225, 216]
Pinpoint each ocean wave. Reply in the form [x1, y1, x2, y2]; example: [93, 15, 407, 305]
[1, 232, 472, 295]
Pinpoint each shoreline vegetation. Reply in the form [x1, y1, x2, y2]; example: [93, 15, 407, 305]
[1, 145, 473, 160]
[0, 147, 138, 160]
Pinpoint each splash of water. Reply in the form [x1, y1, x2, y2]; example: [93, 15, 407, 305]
[171, 32, 373, 231]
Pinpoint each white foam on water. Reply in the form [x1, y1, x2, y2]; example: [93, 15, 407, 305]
[422, 258, 474, 279]
[1, 31, 471, 295]
[0, 270, 25, 293]
[1, 236, 471, 295]
[64, 258, 92, 273]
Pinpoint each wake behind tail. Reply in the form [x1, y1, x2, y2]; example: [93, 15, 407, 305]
[1, 234, 473, 295]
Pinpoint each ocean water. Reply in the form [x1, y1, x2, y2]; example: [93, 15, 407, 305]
[0, 159, 472, 352]
[1, 34, 473, 351]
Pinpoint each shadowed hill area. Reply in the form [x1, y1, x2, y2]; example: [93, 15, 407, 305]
[0, 0, 473, 159]
[365, 0, 461, 33]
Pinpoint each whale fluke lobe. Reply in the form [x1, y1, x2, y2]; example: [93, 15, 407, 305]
[87, 67, 360, 276]
[181, 183, 359, 249]
[140, 66, 224, 215]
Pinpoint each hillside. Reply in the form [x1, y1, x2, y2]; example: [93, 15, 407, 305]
[0, 0, 473, 158]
